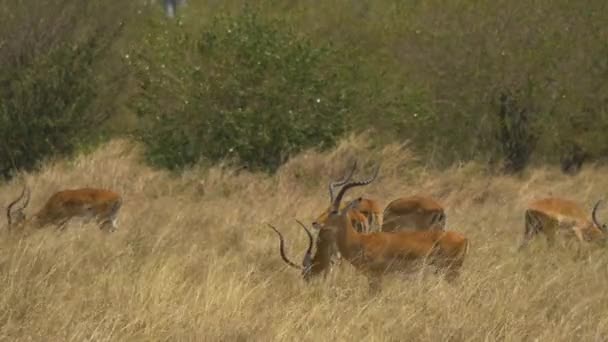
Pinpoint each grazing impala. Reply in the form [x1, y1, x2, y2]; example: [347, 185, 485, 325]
[319, 163, 469, 292]
[269, 220, 335, 281]
[381, 195, 446, 232]
[518, 197, 607, 250]
[6, 184, 123, 232]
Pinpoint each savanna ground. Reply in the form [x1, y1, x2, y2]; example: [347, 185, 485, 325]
[1, 136, 608, 341]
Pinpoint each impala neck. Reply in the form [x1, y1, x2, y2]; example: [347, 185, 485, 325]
[312, 232, 333, 266]
[334, 209, 364, 260]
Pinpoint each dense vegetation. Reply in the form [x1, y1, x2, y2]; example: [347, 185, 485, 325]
[2, 0, 608, 176]
[0, 1, 133, 178]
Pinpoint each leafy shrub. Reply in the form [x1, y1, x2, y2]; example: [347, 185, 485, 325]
[130, 8, 356, 172]
[391, 0, 608, 172]
[0, 1, 130, 179]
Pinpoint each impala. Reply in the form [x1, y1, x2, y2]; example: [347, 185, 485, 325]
[268, 162, 377, 282]
[312, 161, 383, 233]
[313, 197, 383, 233]
[518, 197, 607, 250]
[311, 161, 384, 271]
[6, 184, 123, 232]
[319, 163, 469, 292]
[381, 195, 446, 232]
[269, 220, 335, 281]
[312, 198, 382, 233]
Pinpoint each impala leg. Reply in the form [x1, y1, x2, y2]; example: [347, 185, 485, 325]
[572, 227, 592, 259]
[444, 270, 458, 283]
[367, 274, 382, 295]
[112, 217, 119, 230]
[334, 252, 343, 265]
[353, 221, 364, 233]
[98, 220, 111, 231]
[444, 261, 463, 283]
[322, 266, 330, 280]
[439, 213, 447, 230]
[519, 210, 540, 251]
[373, 212, 383, 231]
[97, 218, 118, 232]
[544, 222, 558, 248]
[56, 218, 71, 231]
[104, 199, 122, 232]
[430, 212, 446, 231]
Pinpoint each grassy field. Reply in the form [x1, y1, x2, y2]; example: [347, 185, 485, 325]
[1, 136, 608, 341]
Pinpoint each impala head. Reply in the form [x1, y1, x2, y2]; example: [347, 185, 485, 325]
[311, 160, 357, 229]
[311, 209, 331, 230]
[268, 219, 315, 281]
[6, 184, 31, 230]
[322, 163, 380, 233]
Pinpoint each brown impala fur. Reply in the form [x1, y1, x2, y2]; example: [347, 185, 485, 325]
[7, 184, 123, 232]
[313, 197, 383, 233]
[518, 197, 607, 250]
[269, 220, 334, 281]
[381, 195, 446, 232]
[312, 160, 377, 233]
[320, 163, 469, 292]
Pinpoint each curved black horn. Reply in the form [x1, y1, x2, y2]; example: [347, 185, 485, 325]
[592, 199, 604, 230]
[331, 164, 380, 213]
[328, 160, 357, 202]
[268, 224, 302, 270]
[6, 184, 27, 226]
[295, 219, 314, 269]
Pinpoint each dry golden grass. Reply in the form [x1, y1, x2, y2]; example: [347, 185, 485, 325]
[1, 135, 608, 341]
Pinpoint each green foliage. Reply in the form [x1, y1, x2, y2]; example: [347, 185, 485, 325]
[388, 0, 608, 171]
[0, 0, 131, 178]
[5, 0, 608, 176]
[0, 40, 98, 175]
[131, 8, 356, 171]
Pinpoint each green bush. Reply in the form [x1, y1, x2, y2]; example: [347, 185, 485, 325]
[6, 0, 607, 176]
[389, 0, 608, 171]
[0, 1, 130, 179]
[130, 8, 358, 172]
[0, 40, 99, 176]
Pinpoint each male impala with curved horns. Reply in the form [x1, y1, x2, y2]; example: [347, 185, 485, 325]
[381, 195, 446, 232]
[319, 163, 469, 292]
[268, 164, 371, 282]
[309, 161, 384, 274]
[518, 197, 607, 250]
[312, 161, 383, 233]
[6, 185, 123, 232]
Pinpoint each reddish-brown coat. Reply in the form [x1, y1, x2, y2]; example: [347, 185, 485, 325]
[381, 195, 446, 232]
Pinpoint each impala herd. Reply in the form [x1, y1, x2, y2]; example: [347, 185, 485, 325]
[3, 160, 608, 292]
[268, 161, 608, 291]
